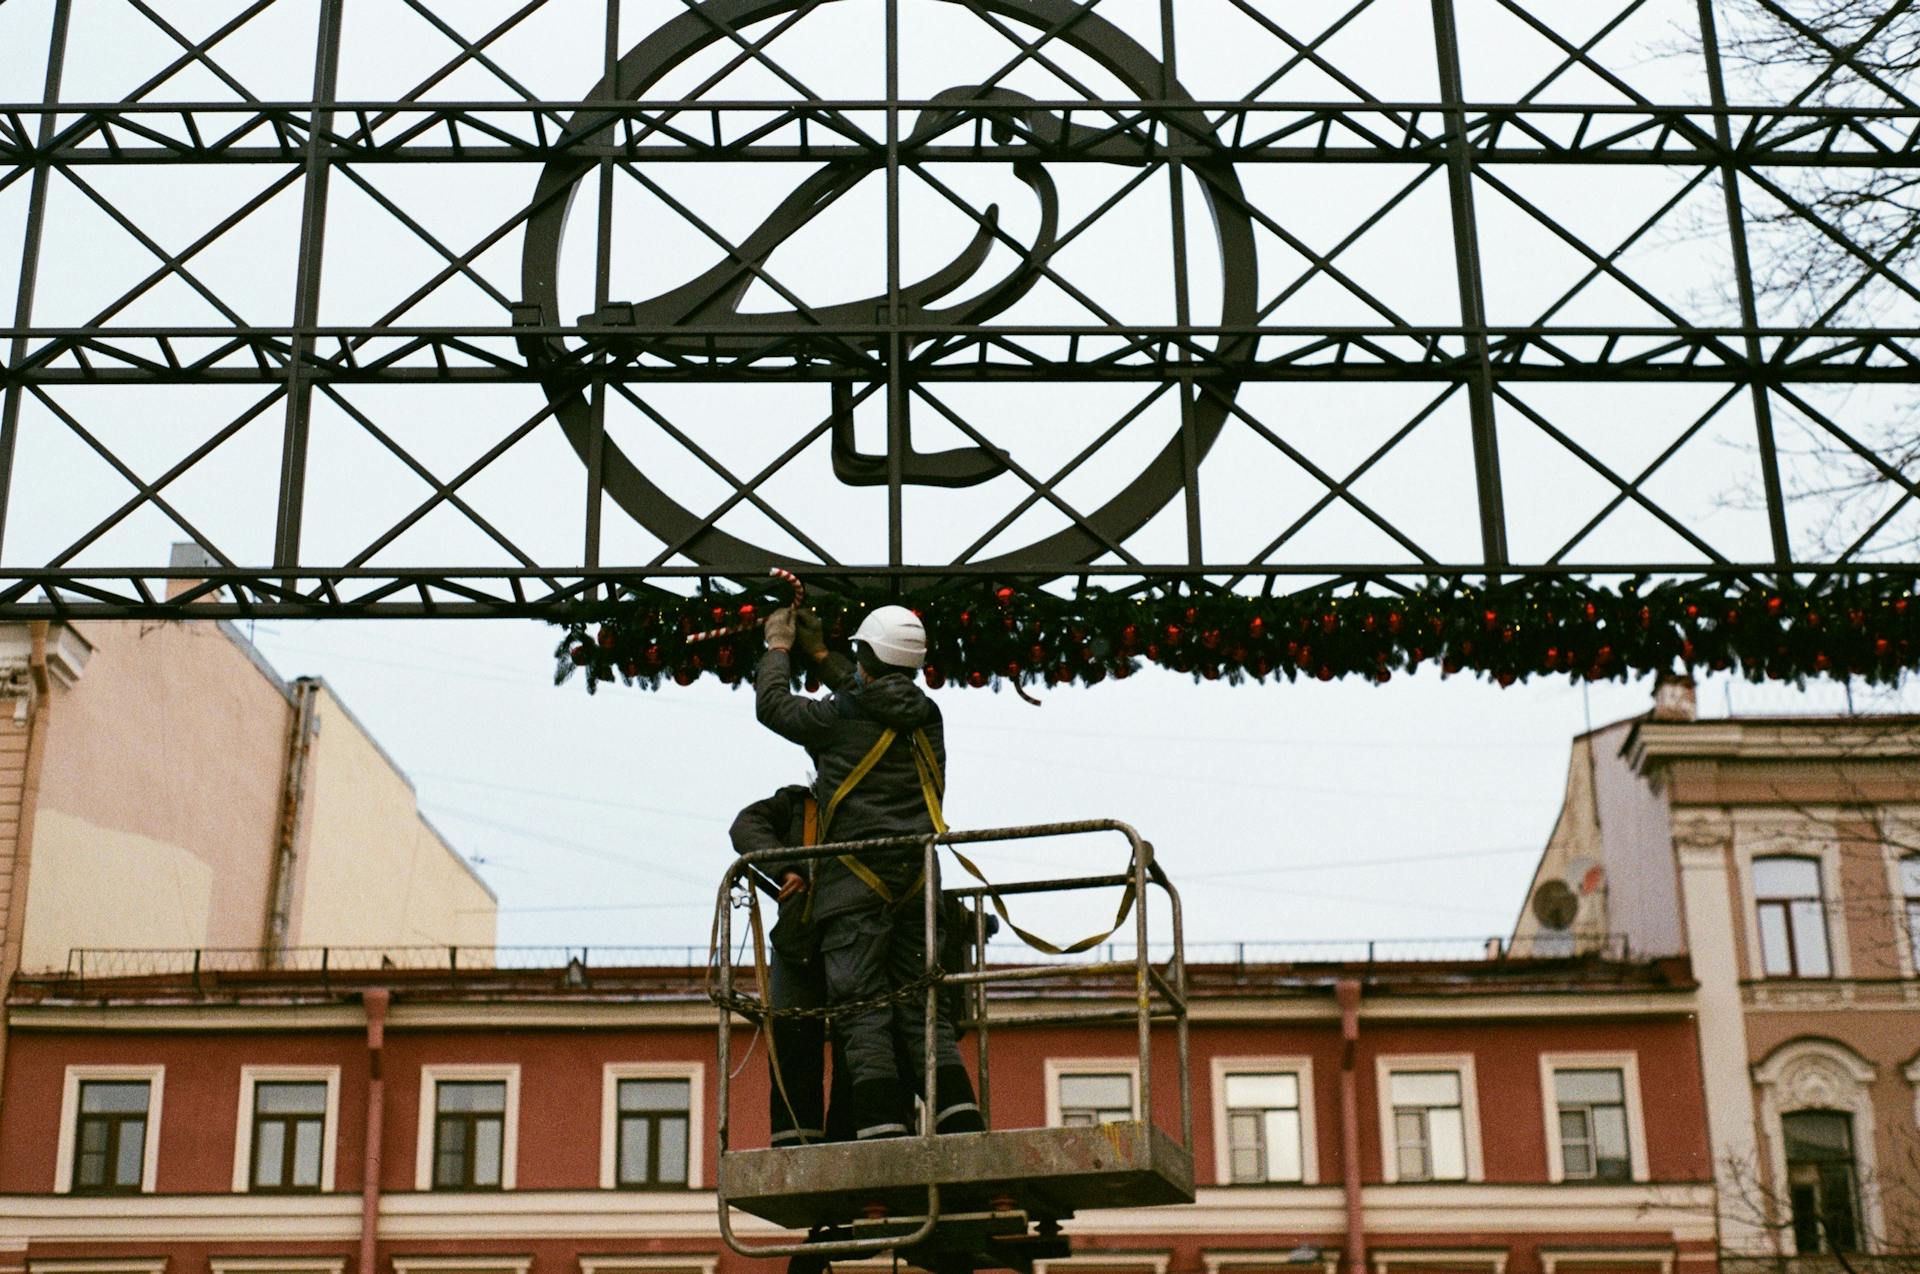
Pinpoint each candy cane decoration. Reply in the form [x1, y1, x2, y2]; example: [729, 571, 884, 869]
[684, 567, 806, 643]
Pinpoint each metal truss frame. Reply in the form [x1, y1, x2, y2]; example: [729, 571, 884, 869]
[5, 0, 1920, 618]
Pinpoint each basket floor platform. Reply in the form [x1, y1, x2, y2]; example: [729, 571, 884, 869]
[720, 1122, 1195, 1229]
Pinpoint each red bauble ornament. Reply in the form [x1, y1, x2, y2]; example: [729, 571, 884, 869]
[738, 603, 756, 619]
[1388, 611, 1404, 635]
[967, 669, 989, 688]
[995, 586, 1014, 606]
[1052, 663, 1074, 684]
[1545, 646, 1559, 665]
[1497, 670, 1516, 687]
[1185, 606, 1199, 623]
[1112, 661, 1134, 680]
[1002, 615, 1017, 632]
[1442, 657, 1461, 676]
[1029, 643, 1047, 665]
[1201, 629, 1221, 650]
[1165, 624, 1184, 646]
[622, 658, 639, 678]
[1596, 644, 1614, 665]
[644, 644, 662, 667]
[711, 605, 727, 623]
[959, 609, 973, 627]
[1681, 640, 1696, 663]
[1121, 623, 1140, 647]
[1685, 603, 1700, 620]
[1201, 664, 1220, 681]
[597, 625, 617, 649]
[1766, 596, 1784, 617]
[1363, 613, 1378, 633]
[716, 647, 734, 669]
[1316, 665, 1334, 682]
[1483, 608, 1498, 632]
[1004, 660, 1022, 679]
[570, 643, 592, 666]
[924, 666, 946, 689]
[1374, 669, 1391, 684]
[1321, 612, 1338, 634]
[1249, 616, 1266, 639]
[1583, 602, 1598, 621]
[674, 669, 695, 686]
[1877, 637, 1893, 658]
[1899, 598, 1911, 616]
[1814, 653, 1832, 672]
[1638, 606, 1652, 629]
[1850, 609, 1866, 627]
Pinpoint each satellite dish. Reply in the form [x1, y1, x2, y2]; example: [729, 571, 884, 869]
[1531, 879, 1579, 930]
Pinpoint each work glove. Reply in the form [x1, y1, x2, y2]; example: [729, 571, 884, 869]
[795, 607, 828, 663]
[763, 606, 797, 652]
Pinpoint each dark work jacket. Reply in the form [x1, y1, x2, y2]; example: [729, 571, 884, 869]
[755, 649, 947, 920]
[727, 784, 815, 958]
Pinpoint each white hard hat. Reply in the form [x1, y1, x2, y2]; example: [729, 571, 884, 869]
[852, 605, 927, 669]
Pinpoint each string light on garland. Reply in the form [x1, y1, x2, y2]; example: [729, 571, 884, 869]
[550, 576, 1920, 694]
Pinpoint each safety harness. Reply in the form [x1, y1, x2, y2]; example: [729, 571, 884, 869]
[817, 727, 1138, 956]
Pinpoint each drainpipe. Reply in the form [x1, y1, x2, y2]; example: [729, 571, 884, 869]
[360, 989, 389, 1274]
[264, 677, 320, 964]
[1336, 978, 1367, 1274]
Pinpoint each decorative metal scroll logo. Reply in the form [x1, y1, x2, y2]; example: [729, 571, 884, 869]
[517, 0, 1256, 574]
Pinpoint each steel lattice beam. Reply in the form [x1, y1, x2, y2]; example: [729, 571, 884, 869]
[3, 0, 1920, 618]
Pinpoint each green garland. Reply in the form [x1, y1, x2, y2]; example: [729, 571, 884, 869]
[550, 576, 1920, 693]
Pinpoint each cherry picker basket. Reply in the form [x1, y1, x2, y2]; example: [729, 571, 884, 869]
[709, 820, 1192, 1271]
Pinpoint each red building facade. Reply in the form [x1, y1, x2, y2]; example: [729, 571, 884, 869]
[0, 957, 1716, 1274]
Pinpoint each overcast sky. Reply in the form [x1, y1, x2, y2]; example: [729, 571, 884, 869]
[6, 0, 1916, 959]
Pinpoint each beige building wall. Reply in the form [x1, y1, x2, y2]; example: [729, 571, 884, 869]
[18, 621, 288, 972]
[288, 682, 494, 951]
[1, 619, 495, 976]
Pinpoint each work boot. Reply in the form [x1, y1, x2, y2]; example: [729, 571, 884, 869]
[934, 1065, 985, 1134]
[851, 1078, 910, 1140]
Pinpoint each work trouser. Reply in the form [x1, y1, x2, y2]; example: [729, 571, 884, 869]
[768, 945, 827, 1146]
[820, 905, 961, 1126]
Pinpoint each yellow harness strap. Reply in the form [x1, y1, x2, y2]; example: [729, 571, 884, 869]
[908, 736, 1139, 958]
[814, 728, 930, 912]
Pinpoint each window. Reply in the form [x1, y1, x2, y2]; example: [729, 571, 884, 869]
[1389, 1071, 1466, 1182]
[1059, 1074, 1134, 1125]
[232, 1066, 339, 1193]
[1223, 1073, 1303, 1184]
[415, 1065, 519, 1191]
[434, 1080, 508, 1189]
[1901, 856, 1920, 970]
[1553, 1070, 1629, 1182]
[601, 1063, 704, 1189]
[616, 1078, 691, 1188]
[1783, 1111, 1861, 1253]
[1753, 855, 1831, 978]
[250, 1081, 328, 1192]
[72, 1081, 151, 1194]
[1540, 1053, 1648, 1184]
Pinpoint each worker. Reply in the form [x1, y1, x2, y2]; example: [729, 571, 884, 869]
[757, 603, 985, 1139]
[728, 782, 835, 1148]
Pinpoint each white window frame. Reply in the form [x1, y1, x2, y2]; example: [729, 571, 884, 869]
[392, 1261, 530, 1274]
[1374, 1054, 1482, 1184]
[1372, 1252, 1505, 1274]
[1034, 1255, 1169, 1274]
[600, 1062, 705, 1190]
[1044, 1058, 1142, 1128]
[1733, 816, 1851, 979]
[231, 1065, 342, 1193]
[579, 1260, 717, 1274]
[414, 1064, 521, 1191]
[1752, 1039, 1884, 1251]
[1881, 831, 1920, 977]
[1538, 1052, 1650, 1184]
[1538, 1252, 1673, 1274]
[1209, 1056, 1318, 1186]
[53, 1065, 164, 1194]
[211, 1261, 346, 1274]
[1204, 1251, 1340, 1274]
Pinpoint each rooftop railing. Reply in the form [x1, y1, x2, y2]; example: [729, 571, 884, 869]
[46, 933, 1631, 984]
